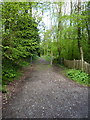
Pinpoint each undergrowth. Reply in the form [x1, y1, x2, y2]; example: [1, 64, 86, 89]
[66, 69, 90, 86]
[2, 59, 30, 93]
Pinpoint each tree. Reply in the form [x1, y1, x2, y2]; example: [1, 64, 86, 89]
[2, 2, 40, 84]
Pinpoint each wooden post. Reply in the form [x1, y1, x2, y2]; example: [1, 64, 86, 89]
[47, 44, 48, 56]
[80, 47, 84, 71]
[85, 61, 87, 73]
[44, 48, 45, 56]
[74, 59, 75, 69]
[30, 56, 32, 65]
[50, 50, 53, 65]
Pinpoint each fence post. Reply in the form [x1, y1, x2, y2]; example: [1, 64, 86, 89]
[74, 59, 75, 69]
[85, 61, 87, 73]
[30, 56, 32, 64]
[50, 50, 53, 65]
[80, 47, 84, 71]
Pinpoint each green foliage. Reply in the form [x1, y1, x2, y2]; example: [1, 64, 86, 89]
[2, 2, 40, 61]
[2, 85, 7, 93]
[2, 2, 40, 86]
[53, 56, 61, 64]
[67, 69, 90, 85]
[0, 85, 7, 93]
[2, 59, 30, 85]
[19, 61, 30, 67]
[2, 60, 19, 85]
[2, 2, 90, 90]
[40, 2, 90, 63]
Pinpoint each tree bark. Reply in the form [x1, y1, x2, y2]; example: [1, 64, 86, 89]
[57, 3, 62, 57]
[77, 0, 81, 57]
[70, 0, 74, 59]
[86, 1, 90, 44]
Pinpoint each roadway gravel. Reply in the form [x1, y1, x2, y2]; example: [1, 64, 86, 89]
[2, 58, 89, 118]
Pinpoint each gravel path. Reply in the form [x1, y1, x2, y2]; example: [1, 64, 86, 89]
[2, 58, 89, 118]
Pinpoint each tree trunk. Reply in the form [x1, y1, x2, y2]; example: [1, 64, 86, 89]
[57, 3, 62, 57]
[86, 21, 90, 44]
[86, 1, 90, 44]
[70, 0, 73, 26]
[77, 0, 81, 57]
[70, 0, 74, 59]
[29, 2, 32, 17]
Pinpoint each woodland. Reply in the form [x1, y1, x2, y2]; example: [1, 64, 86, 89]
[1, 1, 90, 91]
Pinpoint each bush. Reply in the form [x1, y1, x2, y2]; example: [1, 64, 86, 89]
[2, 85, 7, 93]
[2, 65, 18, 85]
[19, 60, 30, 67]
[53, 56, 64, 64]
[2, 59, 30, 86]
[67, 69, 90, 85]
[0, 85, 8, 93]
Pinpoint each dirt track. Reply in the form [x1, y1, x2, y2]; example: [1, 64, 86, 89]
[2, 58, 89, 118]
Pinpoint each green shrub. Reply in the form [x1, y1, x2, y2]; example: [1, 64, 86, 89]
[2, 62, 18, 85]
[19, 61, 30, 67]
[67, 69, 90, 85]
[2, 59, 30, 86]
[0, 85, 7, 93]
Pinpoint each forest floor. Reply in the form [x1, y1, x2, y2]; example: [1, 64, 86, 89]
[2, 57, 89, 118]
